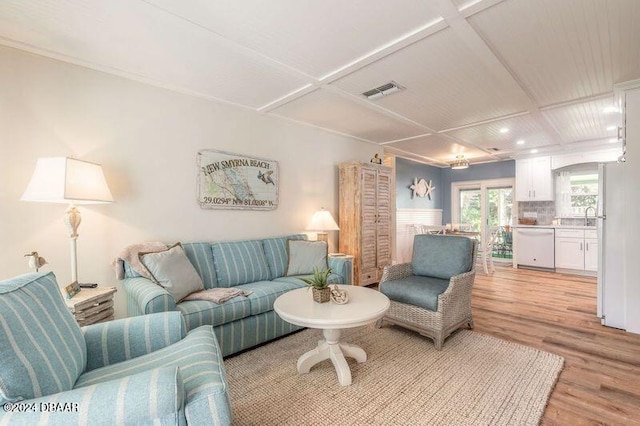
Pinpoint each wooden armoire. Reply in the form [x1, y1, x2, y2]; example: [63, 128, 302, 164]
[339, 162, 392, 286]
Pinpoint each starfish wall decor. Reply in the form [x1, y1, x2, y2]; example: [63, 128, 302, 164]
[409, 178, 435, 200]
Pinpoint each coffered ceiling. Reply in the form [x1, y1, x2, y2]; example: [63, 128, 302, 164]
[0, 0, 636, 167]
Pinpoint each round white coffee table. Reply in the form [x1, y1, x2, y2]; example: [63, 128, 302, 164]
[273, 285, 390, 386]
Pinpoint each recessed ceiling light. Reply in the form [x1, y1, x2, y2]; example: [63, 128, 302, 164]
[516, 140, 525, 145]
[530, 149, 538, 154]
[609, 138, 618, 143]
[499, 127, 509, 133]
[606, 125, 617, 131]
[602, 106, 620, 114]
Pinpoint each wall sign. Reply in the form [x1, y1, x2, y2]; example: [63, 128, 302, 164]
[409, 177, 435, 200]
[197, 149, 279, 210]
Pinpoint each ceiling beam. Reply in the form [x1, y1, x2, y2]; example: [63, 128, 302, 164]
[431, 0, 568, 149]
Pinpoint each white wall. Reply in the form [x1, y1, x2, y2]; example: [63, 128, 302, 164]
[0, 45, 378, 318]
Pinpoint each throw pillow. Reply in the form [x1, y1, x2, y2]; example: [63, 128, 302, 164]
[139, 243, 204, 302]
[285, 240, 328, 276]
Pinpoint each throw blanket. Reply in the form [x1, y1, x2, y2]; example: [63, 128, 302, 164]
[111, 242, 168, 280]
[183, 288, 253, 304]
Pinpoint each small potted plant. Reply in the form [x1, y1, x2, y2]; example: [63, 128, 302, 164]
[301, 268, 332, 303]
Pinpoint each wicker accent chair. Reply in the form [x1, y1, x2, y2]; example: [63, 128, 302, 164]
[377, 234, 478, 350]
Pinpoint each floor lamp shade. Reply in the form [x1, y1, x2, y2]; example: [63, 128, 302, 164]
[306, 208, 339, 242]
[21, 157, 114, 204]
[21, 157, 114, 284]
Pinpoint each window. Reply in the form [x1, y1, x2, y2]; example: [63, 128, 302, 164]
[556, 170, 598, 217]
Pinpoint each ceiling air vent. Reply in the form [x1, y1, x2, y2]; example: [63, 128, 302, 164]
[488, 147, 500, 152]
[362, 81, 404, 100]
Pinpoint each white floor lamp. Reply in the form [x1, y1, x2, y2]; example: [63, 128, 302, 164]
[21, 157, 114, 284]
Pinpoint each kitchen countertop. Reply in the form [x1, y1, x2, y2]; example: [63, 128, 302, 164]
[512, 224, 596, 230]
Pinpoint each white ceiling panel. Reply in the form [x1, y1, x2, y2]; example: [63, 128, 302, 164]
[145, 0, 443, 80]
[542, 97, 620, 143]
[0, 0, 638, 165]
[0, 0, 309, 108]
[270, 89, 427, 143]
[469, 0, 640, 107]
[332, 27, 531, 131]
[444, 114, 555, 152]
[385, 133, 488, 163]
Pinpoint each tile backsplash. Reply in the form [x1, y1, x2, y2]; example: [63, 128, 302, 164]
[518, 201, 597, 226]
[518, 201, 555, 225]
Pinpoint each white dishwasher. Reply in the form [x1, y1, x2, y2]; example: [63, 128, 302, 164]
[515, 227, 555, 270]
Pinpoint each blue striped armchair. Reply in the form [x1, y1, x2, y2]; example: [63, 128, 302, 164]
[0, 272, 232, 426]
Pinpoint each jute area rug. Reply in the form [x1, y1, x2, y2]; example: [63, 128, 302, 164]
[224, 326, 563, 425]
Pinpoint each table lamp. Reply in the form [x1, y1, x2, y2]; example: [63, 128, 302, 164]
[21, 157, 114, 284]
[306, 207, 339, 243]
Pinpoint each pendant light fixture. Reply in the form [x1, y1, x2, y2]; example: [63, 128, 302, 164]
[450, 155, 469, 170]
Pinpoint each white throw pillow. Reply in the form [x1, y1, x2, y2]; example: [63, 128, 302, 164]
[285, 240, 328, 276]
[139, 243, 204, 302]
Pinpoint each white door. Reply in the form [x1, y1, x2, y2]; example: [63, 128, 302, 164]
[600, 162, 626, 329]
[453, 179, 514, 255]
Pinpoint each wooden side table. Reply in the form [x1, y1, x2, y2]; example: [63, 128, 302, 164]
[65, 287, 117, 326]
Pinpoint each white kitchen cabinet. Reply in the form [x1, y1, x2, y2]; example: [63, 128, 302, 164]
[584, 238, 598, 272]
[515, 157, 554, 201]
[555, 237, 585, 269]
[554, 228, 598, 272]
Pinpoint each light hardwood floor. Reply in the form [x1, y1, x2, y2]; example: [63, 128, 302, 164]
[472, 266, 640, 425]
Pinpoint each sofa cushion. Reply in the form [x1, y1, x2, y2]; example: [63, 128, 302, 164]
[140, 243, 205, 302]
[274, 273, 343, 286]
[0, 272, 86, 403]
[177, 296, 251, 330]
[412, 235, 474, 280]
[262, 234, 306, 279]
[236, 280, 304, 316]
[211, 240, 271, 287]
[75, 326, 232, 425]
[285, 240, 328, 276]
[182, 242, 218, 289]
[379, 275, 450, 312]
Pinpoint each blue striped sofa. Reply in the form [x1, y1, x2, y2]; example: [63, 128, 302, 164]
[0, 271, 232, 425]
[122, 234, 353, 357]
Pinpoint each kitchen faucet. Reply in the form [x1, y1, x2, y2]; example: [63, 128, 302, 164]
[584, 206, 596, 225]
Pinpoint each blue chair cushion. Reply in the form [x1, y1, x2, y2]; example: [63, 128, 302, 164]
[0, 272, 86, 403]
[211, 240, 271, 287]
[412, 235, 474, 279]
[379, 275, 450, 312]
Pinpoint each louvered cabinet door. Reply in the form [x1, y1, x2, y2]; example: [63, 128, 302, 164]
[339, 162, 393, 286]
[359, 167, 379, 285]
[375, 168, 392, 281]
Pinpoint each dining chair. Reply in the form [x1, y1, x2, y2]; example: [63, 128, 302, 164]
[423, 225, 446, 235]
[478, 227, 500, 275]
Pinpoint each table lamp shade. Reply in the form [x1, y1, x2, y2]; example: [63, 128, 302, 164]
[21, 157, 114, 204]
[306, 208, 339, 243]
[306, 208, 339, 232]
